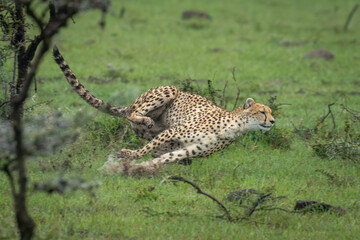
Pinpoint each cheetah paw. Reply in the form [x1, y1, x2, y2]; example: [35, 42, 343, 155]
[143, 117, 155, 129]
[117, 149, 139, 160]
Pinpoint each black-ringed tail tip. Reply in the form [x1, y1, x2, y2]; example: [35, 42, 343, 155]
[53, 45, 63, 64]
[52, 45, 128, 117]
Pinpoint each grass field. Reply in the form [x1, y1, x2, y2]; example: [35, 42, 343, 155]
[1, 0, 360, 239]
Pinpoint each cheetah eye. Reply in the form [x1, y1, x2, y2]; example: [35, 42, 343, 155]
[260, 111, 265, 115]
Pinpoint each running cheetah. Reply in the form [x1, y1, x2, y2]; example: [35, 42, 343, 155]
[53, 46, 275, 175]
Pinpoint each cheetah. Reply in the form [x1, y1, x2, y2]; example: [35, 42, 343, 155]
[53, 46, 275, 175]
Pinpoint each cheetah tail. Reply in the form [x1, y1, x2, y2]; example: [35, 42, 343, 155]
[53, 45, 128, 118]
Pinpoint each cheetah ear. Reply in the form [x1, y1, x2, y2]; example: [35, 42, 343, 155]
[243, 98, 255, 109]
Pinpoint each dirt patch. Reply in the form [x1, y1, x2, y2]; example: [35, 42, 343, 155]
[335, 90, 360, 96]
[280, 41, 303, 47]
[210, 48, 223, 53]
[87, 76, 114, 84]
[304, 49, 334, 60]
[182, 10, 211, 20]
[296, 89, 305, 94]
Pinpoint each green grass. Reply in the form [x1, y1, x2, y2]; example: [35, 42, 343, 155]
[1, 0, 360, 239]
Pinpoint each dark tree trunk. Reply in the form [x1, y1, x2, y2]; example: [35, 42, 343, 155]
[14, 0, 28, 95]
[11, 1, 36, 239]
[11, 99, 35, 240]
[2, 1, 110, 239]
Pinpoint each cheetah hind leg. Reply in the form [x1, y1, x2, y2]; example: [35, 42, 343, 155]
[126, 86, 178, 129]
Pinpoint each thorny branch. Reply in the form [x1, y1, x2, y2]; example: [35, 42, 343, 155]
[245, 193, 272, 217]
[169, 176, 231, 220]
[231, 67, 241, 110]
[11, 51, 17, 100]
[220, 80, 228, 109]
[24, 1, 45, 31]
[340, 104, 360, 121]
[318, 103, 336, 130]
[2, 163, 17, 199]
[0, 101, 11, 108]
[24, 99, 53, 111]
[344, 4, 359, 31]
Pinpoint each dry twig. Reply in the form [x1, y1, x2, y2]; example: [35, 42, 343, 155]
[340, 104, 360, 120]
[344, 4, 359, 31]
[245, 193, 272, 217]
[169, 176, 231, 220]
[318, 103, 336, 130]
[231, 67, 241, 110]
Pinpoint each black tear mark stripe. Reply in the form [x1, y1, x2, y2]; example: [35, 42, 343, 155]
[263, 112, 267, 124]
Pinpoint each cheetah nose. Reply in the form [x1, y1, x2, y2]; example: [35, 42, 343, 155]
[270, 120, 275, 124]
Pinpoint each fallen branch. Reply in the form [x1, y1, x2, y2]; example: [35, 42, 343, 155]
[245, 193, 272, 217]
[318, 103, 336, 130]
[340, 104, 360, 120]
[169, 176, 231, 220]
[344, 4, 359, 31]
[24, 99, 53, 111]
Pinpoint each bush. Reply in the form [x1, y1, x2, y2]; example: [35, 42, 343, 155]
[311, 118, 359, 162]
[294, 104, 360, 162]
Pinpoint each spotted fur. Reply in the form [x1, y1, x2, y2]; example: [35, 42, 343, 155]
[53, 46, 275, 175]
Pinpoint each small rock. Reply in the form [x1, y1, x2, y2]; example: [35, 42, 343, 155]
[182, 10, 211, 20]
[210, 48, 223, 53]
[280, 41, 303, 47]
[294, 200, 346, 215]
[296, 89, 305, 94]
[304, 49, 334, 60]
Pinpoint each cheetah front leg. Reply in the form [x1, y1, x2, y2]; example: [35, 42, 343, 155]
[117, 128, 177, 160]
[133, 143, 216, 170]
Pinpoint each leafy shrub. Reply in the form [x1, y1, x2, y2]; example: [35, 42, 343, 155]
[311, 118, 359, 162]
[294, 104, 360, 162]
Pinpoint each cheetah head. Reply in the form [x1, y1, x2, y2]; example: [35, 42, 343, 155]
[243, 98, 275, 131]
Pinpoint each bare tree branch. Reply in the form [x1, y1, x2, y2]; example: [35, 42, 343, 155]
[344, 4, 359, 31]
[14, 0, 26, 94]
[11, 50, 17, 99]
[2, 163, 17, 200]
[24, 2, 45, 31]
[231, 67, 241, 110]
[169, 176, 231, 220]
[24, 99, 53, 111]
[340, 104, 360, 120]
[220, 80, 228, 109]
[318, 103, 336, 130]
[0, 101, 11, 108]
[245, 193, 272, 217]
